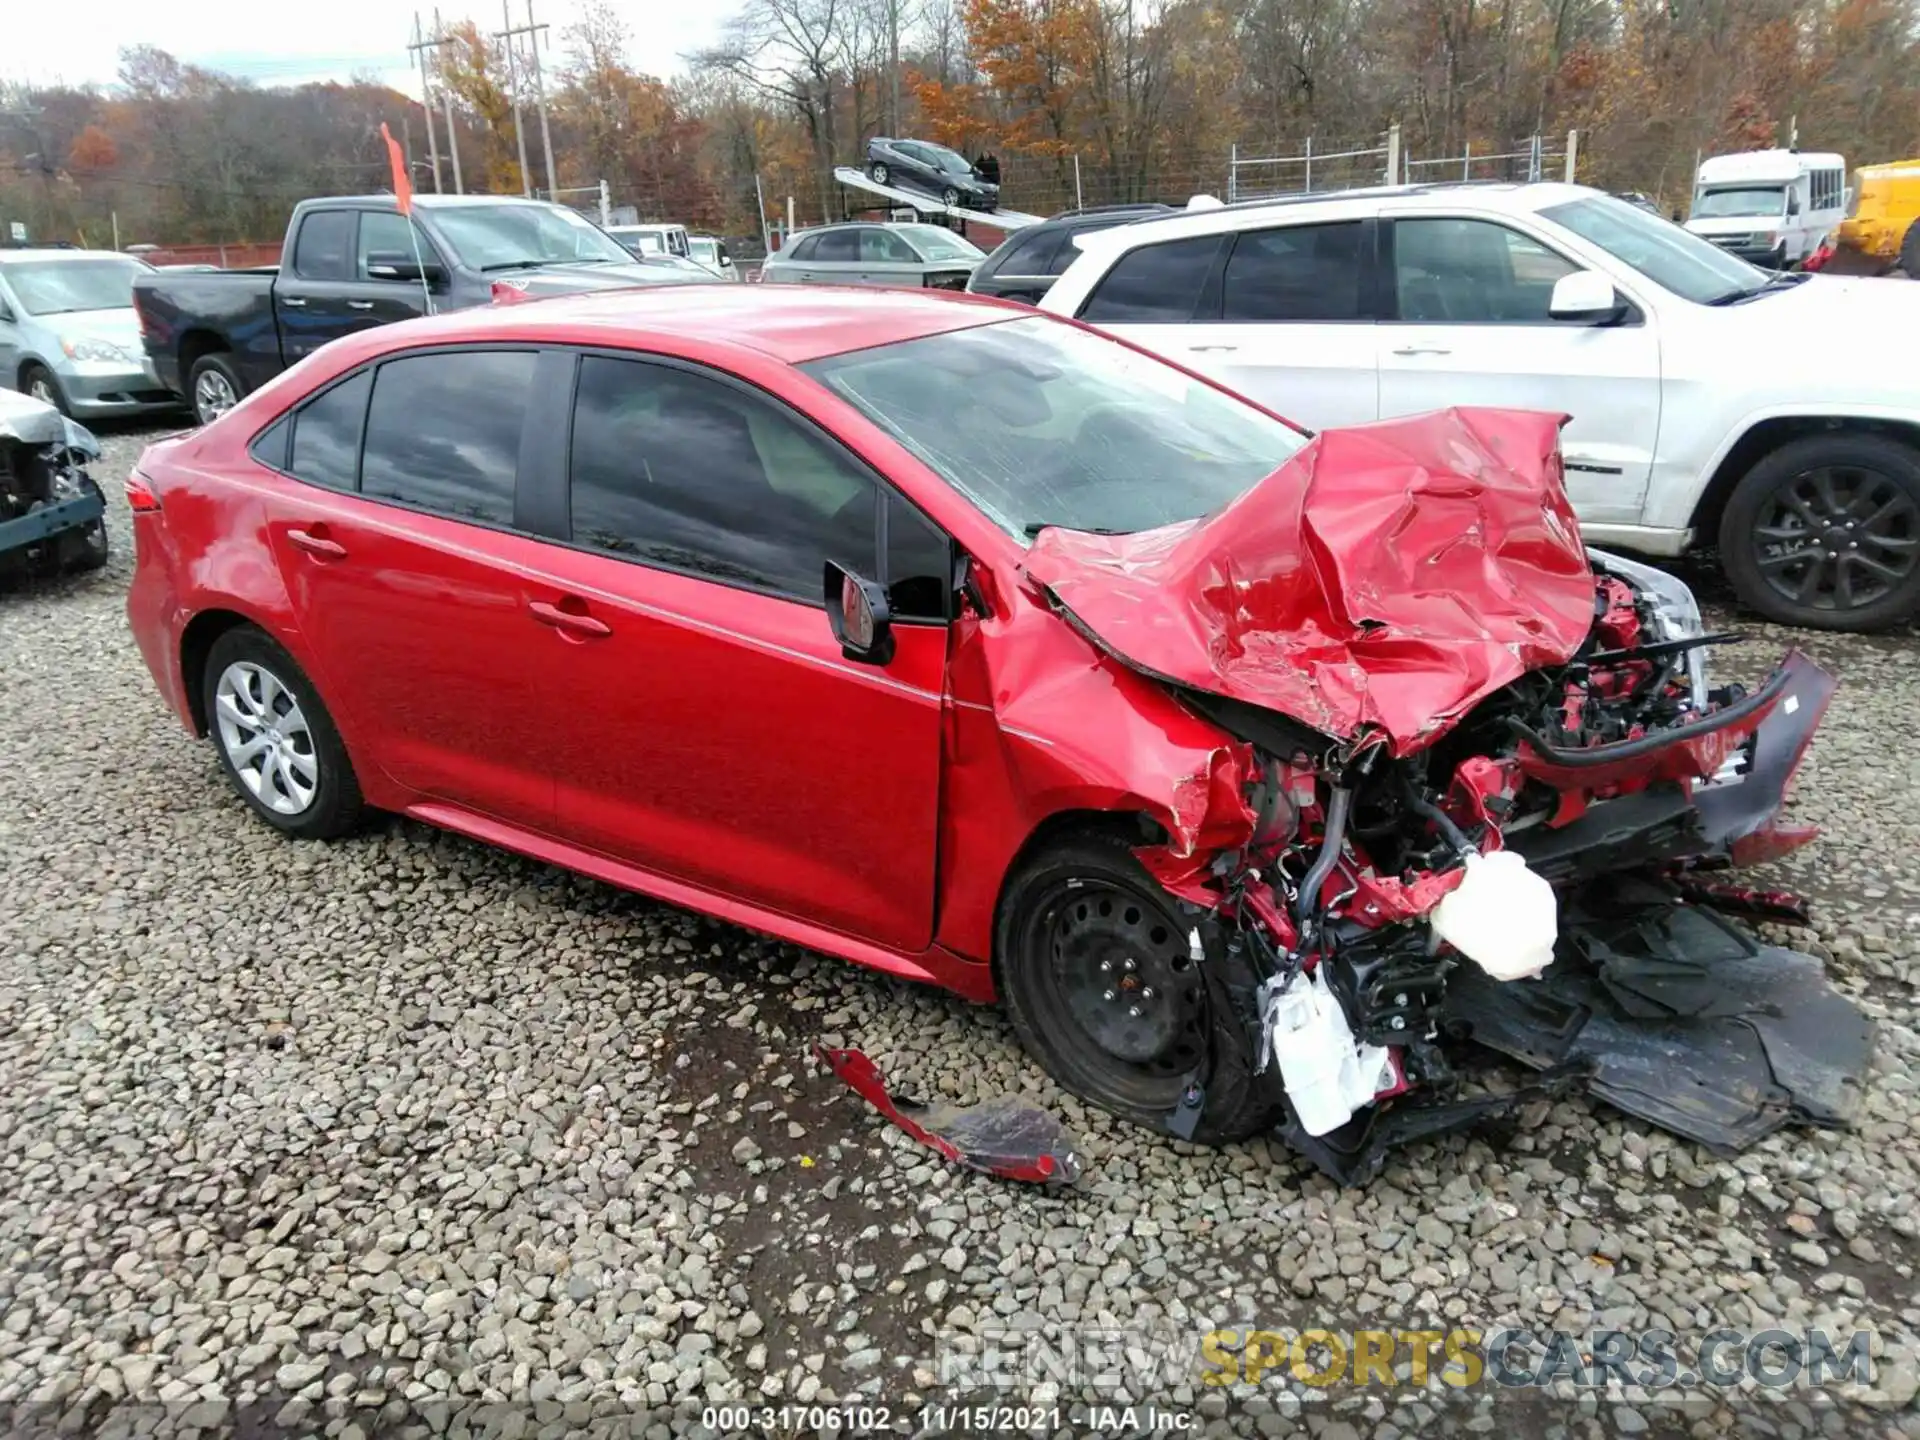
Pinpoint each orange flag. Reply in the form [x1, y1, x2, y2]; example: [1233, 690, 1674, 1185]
[380, 122, 413, 215]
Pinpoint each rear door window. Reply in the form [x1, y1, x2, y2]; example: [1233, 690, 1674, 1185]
[813, 230, 859, 264]
[287, 370, 371, 490]
[359, 350, 536, 525]
[1078, 235, 1221, 322]
[1221, 222, 1368, 321]
[290, 211, 355, 282]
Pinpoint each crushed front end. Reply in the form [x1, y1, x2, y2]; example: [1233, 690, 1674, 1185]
[1023, 410, 1876, 1183]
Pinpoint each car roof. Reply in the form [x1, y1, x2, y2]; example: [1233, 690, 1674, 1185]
[0, 248, 134, 263]
[352, 284, 1024, 366]
[1068, 180, 1601, 253]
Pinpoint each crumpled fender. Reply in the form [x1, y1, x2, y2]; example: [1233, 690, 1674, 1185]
[928, 566, 1258, 969]
[1022, 408, 1593, 755]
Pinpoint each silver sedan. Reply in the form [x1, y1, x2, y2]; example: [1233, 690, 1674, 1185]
[0, 250, 179, 420]
[760, 223, 983, 290]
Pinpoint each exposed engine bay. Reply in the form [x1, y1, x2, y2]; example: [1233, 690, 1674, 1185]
[1146, 557, 1865, 1181]
[0, 388, 109, 581]
[1017, 410, 1875, 1183]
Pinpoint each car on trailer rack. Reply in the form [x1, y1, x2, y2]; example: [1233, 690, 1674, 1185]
[865, 138, 1001, 211]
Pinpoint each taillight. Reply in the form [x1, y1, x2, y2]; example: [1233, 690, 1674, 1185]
[491, 279, 533, 306]
[126, 472, 162, 513]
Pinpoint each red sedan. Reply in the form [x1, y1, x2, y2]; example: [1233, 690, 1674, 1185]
[127, 286, 1868, 1181]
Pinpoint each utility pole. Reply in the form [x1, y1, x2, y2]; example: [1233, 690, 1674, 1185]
[887, 0, 900, 134]
[413, 11, 463, 192]
[525, 0, 558, 200]
[407, 12, 443, 192]
[496, 0, 532, 195]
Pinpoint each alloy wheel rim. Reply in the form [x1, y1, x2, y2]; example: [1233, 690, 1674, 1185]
[1751, 465, 1918, 611]
[194, 369, 237, 423]
[214, 661, 318, 815]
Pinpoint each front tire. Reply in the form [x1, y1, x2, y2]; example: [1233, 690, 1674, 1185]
[21, 362, 69, 416]
[996, 831, 1278, 1144]
[869, 162, 890, 186]
[54, 476, 109, 573]
[941, 187, 961, 209]
[187, 353, 245, 426]
[1901, 221, 1920, 279]
[1719, 433, 1920, 631]
[202, 627, 363, 839]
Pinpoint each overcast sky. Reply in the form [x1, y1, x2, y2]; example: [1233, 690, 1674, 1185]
[3, 0, 731, 93]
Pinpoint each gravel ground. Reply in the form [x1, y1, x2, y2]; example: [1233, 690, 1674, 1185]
[1, 422, 1917, 1438]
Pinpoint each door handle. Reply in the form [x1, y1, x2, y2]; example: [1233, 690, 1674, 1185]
[286, 526, 346, 560]
[527, 598, 612, 639]
[1392, 345, 1452, 356]
[1187, 344, 1239, 353]
[280, 297, 308, 308]
[346, 300, 375, 311]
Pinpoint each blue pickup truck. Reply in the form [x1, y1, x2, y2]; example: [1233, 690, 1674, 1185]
[132, 193, 711, 424]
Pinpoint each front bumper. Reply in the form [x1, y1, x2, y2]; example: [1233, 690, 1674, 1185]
[0, 489, 104, 554]
[58, 361, 181, 418]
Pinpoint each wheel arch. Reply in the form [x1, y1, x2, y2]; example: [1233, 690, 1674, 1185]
[176, 328, 232, 378]
[1688, 413, 1920, 541]
[179, 608, 262, 736]
[987, 807, 1171, 992]
[15, 353, 55, 390]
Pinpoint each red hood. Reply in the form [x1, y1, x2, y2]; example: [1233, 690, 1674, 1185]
[1022, 407, 1596, 754]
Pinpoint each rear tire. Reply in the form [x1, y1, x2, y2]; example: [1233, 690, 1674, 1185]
[187, 352, 245, 426]
[996, 830, 1279, 1144]
[1901, 221, 1920, 279]
[21, 362, 69, 416]
[1719, 433, 1920, 631]
[202, 627, 363, 840]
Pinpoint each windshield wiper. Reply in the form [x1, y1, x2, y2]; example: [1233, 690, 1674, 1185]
[1023, 521, 1133, 537]
[479, 259, 552, 273]
[1707, 272, 1807, 306]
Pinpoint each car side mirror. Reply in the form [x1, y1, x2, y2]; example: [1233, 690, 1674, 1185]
[824, 561, 895, 665]
[366, 250, 447, 286]
[1549, 270, 1625, 324]
[1787, 195, 1800, 216]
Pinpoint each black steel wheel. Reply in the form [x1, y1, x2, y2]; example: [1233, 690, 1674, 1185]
[997, 831, 1277, 1141]
[1721, 433, 1920, 631]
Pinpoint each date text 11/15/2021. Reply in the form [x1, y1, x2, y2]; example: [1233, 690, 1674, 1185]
[700, 1403, 1193, 1433]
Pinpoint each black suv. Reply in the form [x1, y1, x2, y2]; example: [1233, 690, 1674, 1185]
[966, 204, 1174, 305]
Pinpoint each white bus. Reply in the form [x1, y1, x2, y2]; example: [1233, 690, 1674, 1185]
[1686, 149, 1848, 269]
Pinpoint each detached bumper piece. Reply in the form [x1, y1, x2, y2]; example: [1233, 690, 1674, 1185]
[815, 1046, 1083, 1185]
[1444, 878, 1875, 1152]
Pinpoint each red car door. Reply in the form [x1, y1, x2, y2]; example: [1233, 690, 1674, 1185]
[259, 349, 558, 829]
[521, 353, 949, 953]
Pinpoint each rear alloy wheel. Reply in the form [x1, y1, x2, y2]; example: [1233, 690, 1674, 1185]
[869, 162, 890, 186]
[203, 627, 363, 839]
[997, 832, 1277, 1143]
[187, 353, 244, 426]
[1720, 433, 1920, 630]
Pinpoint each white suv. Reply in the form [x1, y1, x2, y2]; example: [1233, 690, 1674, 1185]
[1040, 182, 1920, 630]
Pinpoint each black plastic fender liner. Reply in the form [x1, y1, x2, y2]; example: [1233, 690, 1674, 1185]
[1441, 878, 1875, 1151]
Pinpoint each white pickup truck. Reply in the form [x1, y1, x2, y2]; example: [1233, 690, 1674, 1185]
[1040, 182, 1920, 630]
